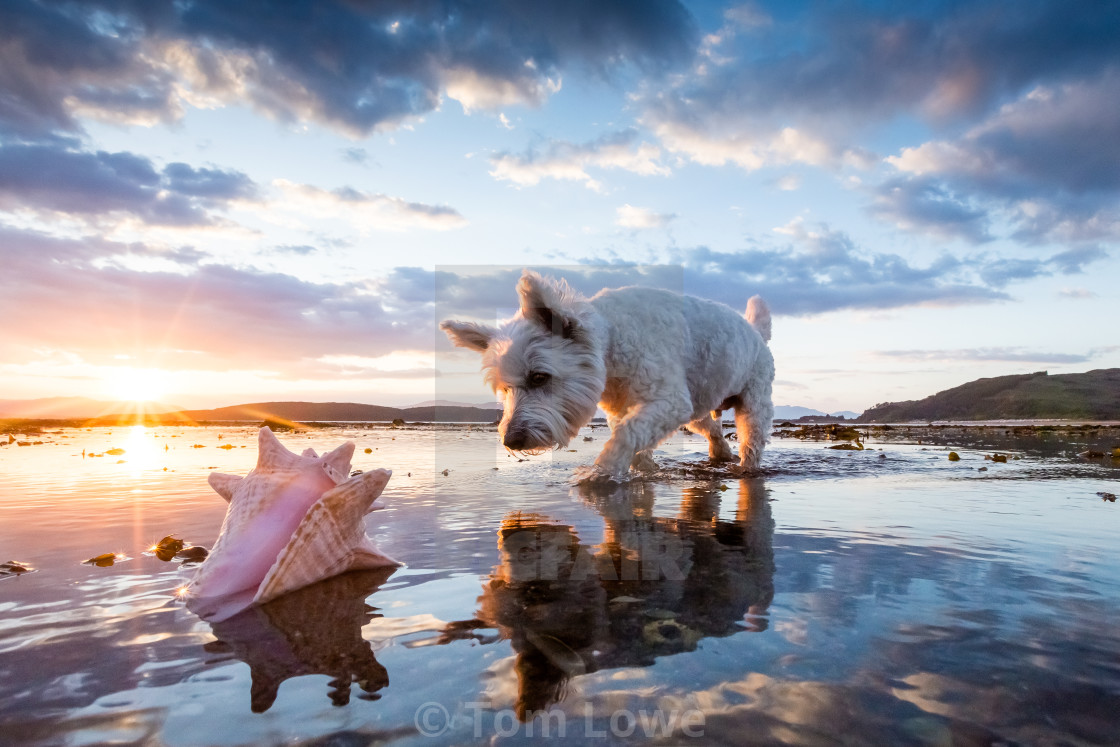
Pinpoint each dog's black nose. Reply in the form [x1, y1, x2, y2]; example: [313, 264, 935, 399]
[503, 427, 529, 450]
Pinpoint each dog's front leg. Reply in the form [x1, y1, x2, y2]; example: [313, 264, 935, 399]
[580, 399, 690, 482]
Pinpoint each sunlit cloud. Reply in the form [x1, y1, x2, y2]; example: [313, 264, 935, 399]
[270, 180, 468, 232]
[489, 130, 669, 192]
[444, 67, 561, 112]
[648, 119, 874, 172]
[312, 351, 437, 379]
[0, 226, 434, 370]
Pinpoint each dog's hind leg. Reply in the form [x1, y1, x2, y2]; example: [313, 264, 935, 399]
[687, 414, 735, 463]
[733, 381, 774, 473]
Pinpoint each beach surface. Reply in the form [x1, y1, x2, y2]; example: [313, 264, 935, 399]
[1, 423, 1118, 745]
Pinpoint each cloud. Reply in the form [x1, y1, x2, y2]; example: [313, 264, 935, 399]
[1057, 287, 1097, 300]
[884, 71, 1120, 243]
[647, 117, 875, 173]
[340, 147, 371, 165]
[489, 129, 669, 191]
[0, 218, 1093, 384]
[0, 143, 257, 226]
[869, 177, 991, 242]
[642, 1, 1119, 163]
[0, 0, 697, 140]
[639, 0, 1120, 247]
[162, 162, 256, 200]
[889, 73, 1120, 194]
[977, 246, 1107, 288]
[272, 244, 317, 256]
[722, 3, 772, 32]
[616, 204, 675, 229]
[677, 222, 1006, 315]
[427, 223, 1010, 319]
[272, 180, 468, 231]
[443, 67, 561, 113]
[0, 140, 465, 234]
[636, 0, 1120, 254]
[1048, 246, 1108, 273]
[427, 264, 688, 322]
[978, 258, 1049, 288]
[309, 352, 436, 380]
[0, 225, 435, 367]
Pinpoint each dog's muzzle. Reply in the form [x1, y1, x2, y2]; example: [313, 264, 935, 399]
[503, 424, 554, 452]
[503, 426, 531, 451]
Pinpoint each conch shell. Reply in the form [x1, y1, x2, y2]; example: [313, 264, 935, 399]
[186, 427, 398, 620]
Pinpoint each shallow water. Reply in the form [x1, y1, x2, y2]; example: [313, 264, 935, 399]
[1, 424, 1118, 745]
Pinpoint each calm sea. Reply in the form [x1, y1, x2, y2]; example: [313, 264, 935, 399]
[0, 424, 1118, 745]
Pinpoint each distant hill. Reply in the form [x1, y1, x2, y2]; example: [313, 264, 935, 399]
[0, 396, 182, 419]
[3, 396, 860, 425]
[857, 369, 1120, 422]
[186, 401, 851, 424]
[406, 399, 503, 409]
[174, 401, 500, 423]
[773, 405, 860, 420]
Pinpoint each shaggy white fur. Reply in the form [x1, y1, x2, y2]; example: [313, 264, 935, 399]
[441, 270, 775, 482]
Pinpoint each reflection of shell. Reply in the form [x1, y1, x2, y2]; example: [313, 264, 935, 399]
[206, 568, 395, 712]
[187, 427, 398, 619]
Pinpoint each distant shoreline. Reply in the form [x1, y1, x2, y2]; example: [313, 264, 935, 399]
[4, 417, 1120, 430]
[0, 418, 501, 430]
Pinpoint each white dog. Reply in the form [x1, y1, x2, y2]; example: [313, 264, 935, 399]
[440, 271, 774, 481]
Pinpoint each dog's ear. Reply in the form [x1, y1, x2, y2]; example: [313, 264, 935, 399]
[440, 320, 496, 352]
[517, 270, 576, 338]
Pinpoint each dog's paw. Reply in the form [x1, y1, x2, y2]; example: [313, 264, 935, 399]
[571, 464, 625, 486]
[728, 462, 763, 477]
[630, 451, 660, 473]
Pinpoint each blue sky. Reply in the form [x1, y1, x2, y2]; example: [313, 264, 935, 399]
[0, 0, 1117, 412]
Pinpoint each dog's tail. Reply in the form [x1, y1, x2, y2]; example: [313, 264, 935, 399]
[745, 295, 771, 342]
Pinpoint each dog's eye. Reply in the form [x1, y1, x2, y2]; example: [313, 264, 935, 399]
[526, 371, 551, 388]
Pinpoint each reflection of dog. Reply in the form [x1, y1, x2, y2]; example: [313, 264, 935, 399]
[441, 479, 775, 719]
[441, 270, 775, 481]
